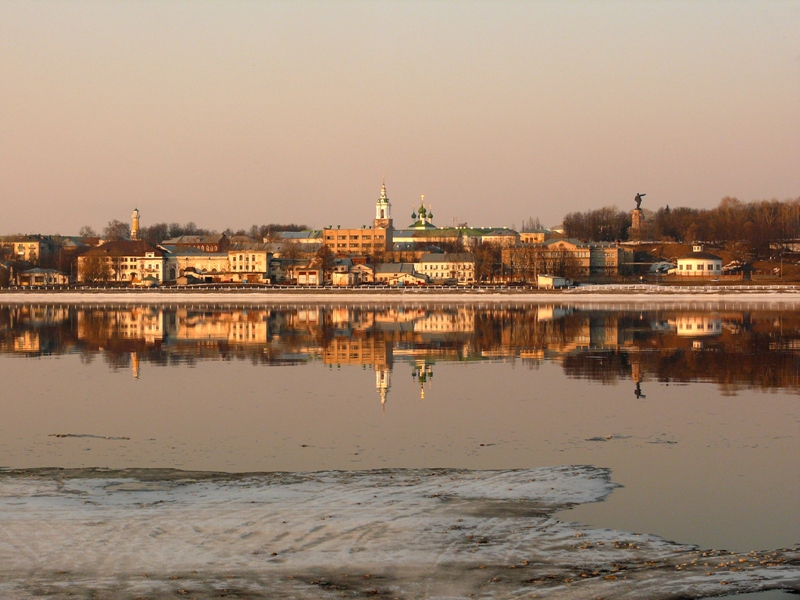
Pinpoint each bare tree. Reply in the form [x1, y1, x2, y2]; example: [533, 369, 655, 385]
[79, 225, 98, 237]
[315, 244, 335, 283]
[103, 220, 130, 241]
[81, 254, 112, 282]
[282, 240, 301, 259]
[142, 223, 170, 245]
[522, 216, 543, 232]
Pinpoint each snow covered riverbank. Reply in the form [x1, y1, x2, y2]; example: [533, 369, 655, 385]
[2, 286, 800, 306]
[0, 466, 797, 599]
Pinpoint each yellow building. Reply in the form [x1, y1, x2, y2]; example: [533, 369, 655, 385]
[323, 183, 394, 256]
[77, 240, 166, 283]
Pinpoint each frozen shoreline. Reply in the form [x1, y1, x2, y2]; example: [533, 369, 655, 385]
[0, 466, 797, 599]
[2, 286, 800, 306]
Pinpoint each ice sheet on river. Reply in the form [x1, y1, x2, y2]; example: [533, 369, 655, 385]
[0, 466, 797, 599]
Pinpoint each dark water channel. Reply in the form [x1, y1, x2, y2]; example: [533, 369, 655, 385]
[1, 301, 798, 597]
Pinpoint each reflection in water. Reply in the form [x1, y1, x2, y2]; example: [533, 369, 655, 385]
[2, 301, 798, 561]
[2, 303, 799, 406]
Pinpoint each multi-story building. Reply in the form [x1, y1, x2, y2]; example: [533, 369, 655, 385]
[161, 234, 230, 253]
[461, 227, 519, 247]
[519, 229, 551, 244]
[589, 242, 635, 277]
[161, 246, 229, 281]
[274, 231, 324, 245]
[391, 201, 520, 251]
[503, 238, 633, 279]
[415, 253, 476, 284]
[77, 240, 165, 283]
[0, 235, 55, 263]
[323, 183, 394, 256]
[227, 246, 269, 277]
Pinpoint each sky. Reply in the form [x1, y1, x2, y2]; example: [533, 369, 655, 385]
[1, 1, 799, 235]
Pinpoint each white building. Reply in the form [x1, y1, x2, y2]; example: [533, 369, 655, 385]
[675, 245, 722, 277]
[228, 248, 269, 277]
[161, 246, 229, 281]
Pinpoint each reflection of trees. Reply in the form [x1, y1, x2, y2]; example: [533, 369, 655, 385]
[562, 335, 800, 394]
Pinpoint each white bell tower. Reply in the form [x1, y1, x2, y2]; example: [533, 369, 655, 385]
[374, 180, 393, 229]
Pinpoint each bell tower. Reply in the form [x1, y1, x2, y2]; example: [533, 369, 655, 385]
[374, 180, 393, 229]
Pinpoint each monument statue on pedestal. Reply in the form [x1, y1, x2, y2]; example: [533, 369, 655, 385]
[631, 193, 646, 234]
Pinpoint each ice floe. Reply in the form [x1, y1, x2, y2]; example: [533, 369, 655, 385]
[0, 465, 797, 599]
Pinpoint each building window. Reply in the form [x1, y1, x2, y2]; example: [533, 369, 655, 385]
[697, 264, 704, 270]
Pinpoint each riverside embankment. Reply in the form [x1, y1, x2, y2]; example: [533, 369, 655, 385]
[2, 284, 800, 305]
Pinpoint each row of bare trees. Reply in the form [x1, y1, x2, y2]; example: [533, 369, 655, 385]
[639, 197, 800, 257]
[563, 206, 631, 242]
[562, 197, 800, 259]
[79, 221, 309, 245]
[502, 246, 585, 280]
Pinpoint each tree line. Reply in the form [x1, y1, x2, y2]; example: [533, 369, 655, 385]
[563, 197, 800, 259]
[642, 197, 800, 257]
[80, 222, 309, 245]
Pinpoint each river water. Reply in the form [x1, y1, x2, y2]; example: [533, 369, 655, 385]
[1, 301, 798, 597]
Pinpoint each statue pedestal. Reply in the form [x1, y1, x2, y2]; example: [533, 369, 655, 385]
[631, 208, 645, 231]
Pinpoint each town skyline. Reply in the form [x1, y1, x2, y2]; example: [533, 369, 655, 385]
[2, 1, 799, 234]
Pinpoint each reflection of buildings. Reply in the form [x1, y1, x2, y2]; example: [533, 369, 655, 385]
[3, 304, 800, 398]
[323, 337, 393, 407]
[77, 308, 165, 344]
[670, 313, 722, 337]
[323, 337, 390, 366]
[13, 330, 40, 352]
[412, 308, 475, 334]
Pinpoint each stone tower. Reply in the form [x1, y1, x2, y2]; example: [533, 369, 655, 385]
[131, 208, 140, 241]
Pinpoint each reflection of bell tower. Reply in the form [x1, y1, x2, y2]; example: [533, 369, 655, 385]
[376, 365, 391, 410]
[374, 180, 393, 229]
[131, 208, 140, 241]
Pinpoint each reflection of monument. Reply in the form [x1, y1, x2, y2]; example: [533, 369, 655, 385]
[631, 353, 645, 398]
[631, 193, 645, 233]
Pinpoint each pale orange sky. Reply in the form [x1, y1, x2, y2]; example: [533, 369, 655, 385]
[1, 1, 799, 235]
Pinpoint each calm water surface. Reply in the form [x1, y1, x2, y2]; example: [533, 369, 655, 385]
[1, 302, 798, 590]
